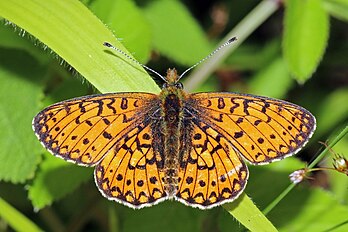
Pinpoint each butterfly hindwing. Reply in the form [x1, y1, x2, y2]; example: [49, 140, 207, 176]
[187, 93, 316, 164]
[175, 118, 248, 209]
[95, 122, 168, 208]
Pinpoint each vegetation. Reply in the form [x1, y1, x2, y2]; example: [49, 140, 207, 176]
[0, 0, 347, 231]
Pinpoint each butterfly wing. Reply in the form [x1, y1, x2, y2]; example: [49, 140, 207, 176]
[175, 117, 248, 209]
[187, 92, 316, 164]
[33, 93, 169, 208]
[95, 121, 168, 208]
[33, 93, 159, 166]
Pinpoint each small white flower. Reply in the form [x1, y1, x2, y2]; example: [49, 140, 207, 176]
[289, 169, 307, 184]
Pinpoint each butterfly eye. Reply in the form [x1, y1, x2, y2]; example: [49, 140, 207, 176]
[175, 82, 183, 89]
[163, 83, 169, 89]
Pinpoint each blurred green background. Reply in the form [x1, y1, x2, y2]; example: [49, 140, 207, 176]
[0, 0, 347, 231]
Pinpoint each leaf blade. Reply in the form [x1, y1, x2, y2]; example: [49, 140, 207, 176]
[0, 0, 159, 93]
[223, 194, 277, 232]
[0, 49, 43, 182]
[283, 0, 329, 82]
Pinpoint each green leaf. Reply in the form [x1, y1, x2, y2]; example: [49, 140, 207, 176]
[89, 0, 152, 63]
[143, 0, 211, 66]
[0, 197, 43, 232]
[283, 0, 329, 83]
[248, 57, 293, 99]
[0, 0, 159, 93]
[323, 0, 348, 22]
[0, 48, 43, 183]
[223, 194, 277, 232]
[28, 152, 92, 210]
[272, 187, 348, 231]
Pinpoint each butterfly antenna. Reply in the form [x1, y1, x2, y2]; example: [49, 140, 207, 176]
[103, 42, 167, 82]
[179, 37, 237, 80]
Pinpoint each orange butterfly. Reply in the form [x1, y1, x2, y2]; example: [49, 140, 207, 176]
[33, 38, 316, 209]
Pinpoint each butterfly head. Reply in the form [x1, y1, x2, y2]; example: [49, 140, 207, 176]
[162, 68, 183, 90]
[104, 37, 237, 93]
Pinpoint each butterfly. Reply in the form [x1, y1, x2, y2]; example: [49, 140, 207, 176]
[32, 38, 316, 209]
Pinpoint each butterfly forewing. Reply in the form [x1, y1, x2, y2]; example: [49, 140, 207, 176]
[187, 93, 316, 164]
[176, 118, 248, 209]
[33, 93, 159, 166]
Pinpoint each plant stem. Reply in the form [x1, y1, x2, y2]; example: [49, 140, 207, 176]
[183, 0, 280, 91]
